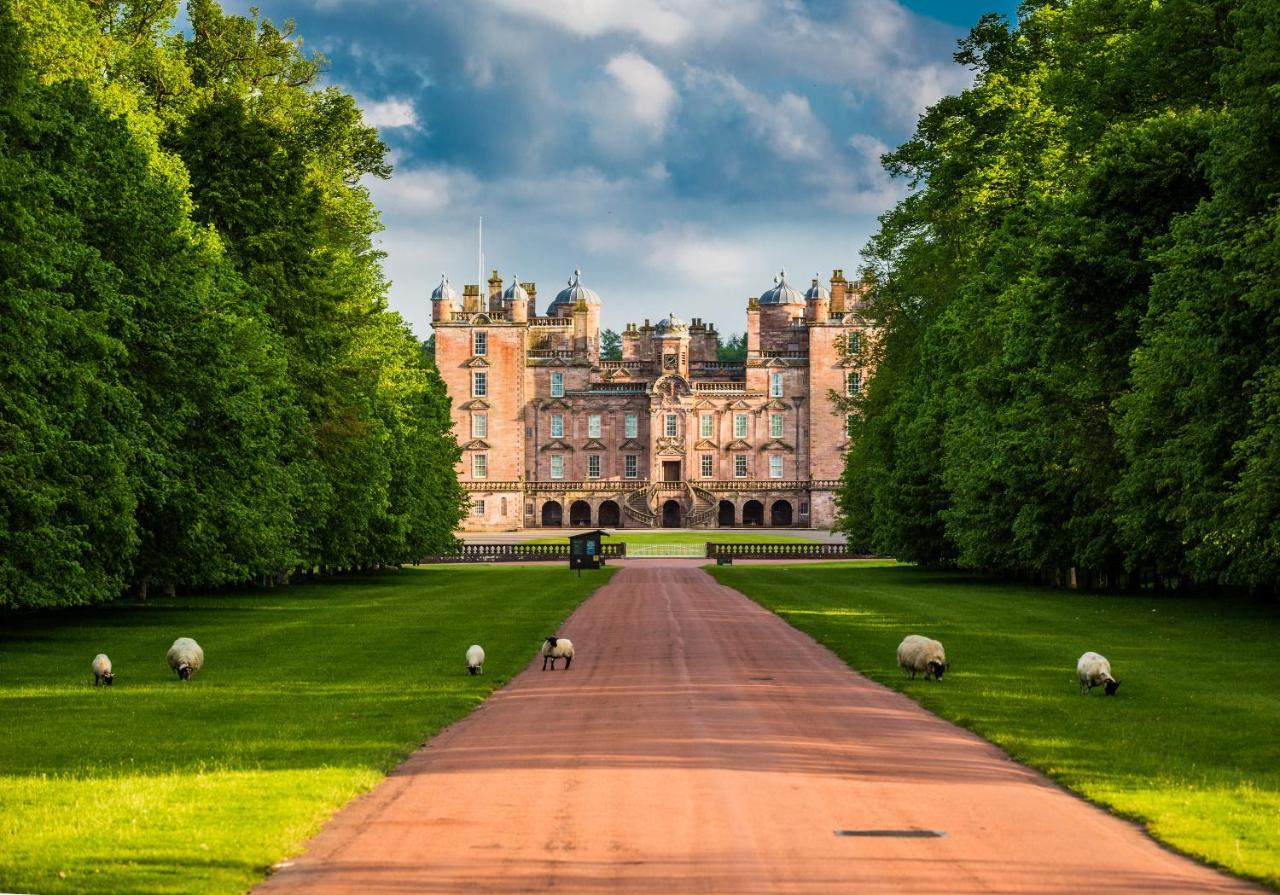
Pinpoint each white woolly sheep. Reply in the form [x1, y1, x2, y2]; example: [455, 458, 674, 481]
[166, 637, 204, 681]
[541, 636, 574, 671]
[1077, 651, 1120, 695]
[466, 644, 485, 676]
[897, 635, 948, 681]
[92, 653, 114, 686]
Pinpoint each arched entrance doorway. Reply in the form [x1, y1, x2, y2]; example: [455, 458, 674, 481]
[662, 499, 682, 528]
[598, 500, 621, 527]
[771, 499, 793, 527]
[569, 500, 592, 527]
[541, 501, 563, 527]
[742, 500, 764, 526]
[717, 500, 736, 527]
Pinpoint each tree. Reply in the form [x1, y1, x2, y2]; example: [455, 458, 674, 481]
[717, 332, 747, 362]
[600, 328, 622, 361]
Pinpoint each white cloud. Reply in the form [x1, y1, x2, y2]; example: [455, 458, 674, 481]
[687, 69, 827, 162]
[360, 96, 421, 129]
[587, 53, 678, 154]
[484, 0, 759, 46]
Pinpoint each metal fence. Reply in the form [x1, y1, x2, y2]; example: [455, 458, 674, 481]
[705, 542, 866, 560]
[419, 542, 627, 564]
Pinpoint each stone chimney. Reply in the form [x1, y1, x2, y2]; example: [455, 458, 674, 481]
[746, 297, 761, 356]
[830, 269, 848, 314]
[487, 270, 503, 315]
[463, 284, 483, 314]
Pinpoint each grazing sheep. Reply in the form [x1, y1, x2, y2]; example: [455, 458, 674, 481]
[1077, 651, 1120, 695]
[92, 654, 114, 686]
[897, 635, 948, 681]
[466, 644, 485, 676]
[166, 637, 204, 681]
[541, 636, 574, 671]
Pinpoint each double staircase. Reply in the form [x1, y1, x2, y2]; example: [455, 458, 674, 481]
[624, 485, 657, 525]
[622, 481, 717, 528]
[685, 482, 718, 526]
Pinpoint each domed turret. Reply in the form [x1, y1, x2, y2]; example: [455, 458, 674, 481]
[503, 275, 530, 304]
[431, 273, 458, 323]
[547, 268, 601, 315]
[653, 312, 688, 335]
[806, 273, 830, 323]
[759, 269, 805, 305]
[804, 275, 829, 301]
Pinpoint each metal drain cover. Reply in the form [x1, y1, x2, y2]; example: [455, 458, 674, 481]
[835, 829, 946, 838]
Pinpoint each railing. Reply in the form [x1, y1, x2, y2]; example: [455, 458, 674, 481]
[696, 362, 746, 371]
[599, 361, 654, 371]
[692, 382, 752, 393]
[580, 383, 648, 393]
[706, 542, 867, 560]
[761, 350, 809, 359]
[698, 479, 836, 492]
[462, 481, 524, 492]
[524, 480, 649, 492]
[529, 317, 573, 327]
[419, 542, 627, 564]
[460, 479, 841, 493]
[527, 349, 575, 358]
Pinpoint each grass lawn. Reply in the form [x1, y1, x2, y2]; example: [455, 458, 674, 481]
[0, 565, 614, 895]
[525, 531, 827, 546]
[709, 563, 1280, 889]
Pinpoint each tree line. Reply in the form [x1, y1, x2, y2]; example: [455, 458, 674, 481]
[0, 0, 466, 610]
[839, 0, 1279, 592]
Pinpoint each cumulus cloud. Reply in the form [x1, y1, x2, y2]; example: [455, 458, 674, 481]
[485, 0, 759, 46]
[359, 96, 421, 129]
[587, 52, 679, 154]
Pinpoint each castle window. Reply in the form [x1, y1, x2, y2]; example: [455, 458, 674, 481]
[588, 415, 601, 439]
[472, 499, 485, 516]
[550, 455, 565, 479]
[472, 371, 487, 397]
[846, 372, 861, 397]
[526, 502, 534, 515]
[847, 332, 861, 355]
[624, 414, 638, 438]
[846, 414, 856, 437]
[501, 496, 507, 515]
[770, 413, 783, 439]
[624, 455, 638, 478]
[700, 414, 713, 438]
[769, 455, 783, 479]
[770, 372, 784, 397]
[734, 454, 748, 478]
[472, 412, 487, 438]
[700, 454, 713, 478]
[473, 330, 487, 356]
[665, 414, 678, 438]
[733, 414, 748, 438]
[550, 414, 565, 439]
[799, 501, 809, 515]
[472, 454, 488, 479]
[550, 372, 564, 397]
[587, 454, 601, 478]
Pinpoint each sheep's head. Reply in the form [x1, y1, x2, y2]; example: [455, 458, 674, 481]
[545, 636, 559, 648]
[1104, 679, 1120, 696]
[928, 660, 946, 680]
[178, 664, 192, 680]
[102, 671, 114, 686]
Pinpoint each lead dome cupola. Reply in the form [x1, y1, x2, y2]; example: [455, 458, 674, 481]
[805, 275, 829, 300]
[546, 268, 601, 314]
[503, 275, 529, 303]
[431, 273, 458, 306]
[759, 269, 805, 305]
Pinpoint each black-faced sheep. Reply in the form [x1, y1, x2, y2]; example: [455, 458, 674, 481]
[92, 654, 114, 686]
[1077, 651, 1120, 695]
[466, 644, 485, 676]
[166, 637, 204, 680]
[541, 636, 573, 671]
[897, 635, 947, 681]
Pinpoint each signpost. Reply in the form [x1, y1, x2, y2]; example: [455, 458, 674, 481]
[568, 530, 607, 575]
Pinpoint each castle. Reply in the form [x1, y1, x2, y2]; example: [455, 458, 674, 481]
[432, 268, 874, 531]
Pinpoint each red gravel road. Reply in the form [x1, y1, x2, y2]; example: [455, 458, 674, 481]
[255, 560, 1261, 895]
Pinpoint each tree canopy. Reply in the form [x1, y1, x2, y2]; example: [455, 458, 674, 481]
[1, 0, 464, 609]
[839, 0, 1280, 592]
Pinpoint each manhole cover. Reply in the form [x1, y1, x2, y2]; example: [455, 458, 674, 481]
[835, 829, 946, 838]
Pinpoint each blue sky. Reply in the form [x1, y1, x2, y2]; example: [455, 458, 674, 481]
[223, 0, 1019, 336]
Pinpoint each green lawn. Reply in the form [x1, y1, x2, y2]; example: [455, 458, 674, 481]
[525, 531, 827, 546]
[709, 563, 1280, 889]
[0, 566, 614, 895]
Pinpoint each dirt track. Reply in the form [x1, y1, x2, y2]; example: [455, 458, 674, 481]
[255, 560, 1261, 894]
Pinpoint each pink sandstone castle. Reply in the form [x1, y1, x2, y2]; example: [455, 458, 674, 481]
[432, 268, 874, 531]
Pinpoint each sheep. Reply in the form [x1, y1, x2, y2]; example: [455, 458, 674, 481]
[1077, 651, 1120, 695]
[166, 637, 204, 681]
[92, 654, 114, 686]
[466, 644, 485, 676]
[541, 636, 574, 671]
[897, 634, 948, 681]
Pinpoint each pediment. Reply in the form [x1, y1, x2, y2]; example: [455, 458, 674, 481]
[657, 445, 685, 457]
[540, 439, 574, 452]
[759, 439, 795, 454]
[728, 399, 754, 410]
[465, 356, 490, 368]
[693, 438, 719, 450]
[461, 439, 490, 451]
[582, 439, 607, 451]
[469, 313, 493, 325]
[724, 439, 752, 451]
[618, 438, 644, 451]
[763, 356, 789, 367]
[763, 398, 791, 411]
[542, 398, 572, 410]
[460, 398, 490, 410]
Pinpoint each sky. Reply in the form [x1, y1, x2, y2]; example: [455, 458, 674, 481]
[220, 0, 1020, 337]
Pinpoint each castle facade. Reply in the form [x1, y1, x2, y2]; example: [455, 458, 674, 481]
[432, 268, 873, 531]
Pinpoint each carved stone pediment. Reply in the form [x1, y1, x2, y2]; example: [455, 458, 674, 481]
[461, 439, 490, 451]
[655, 436, 685, 457]
[540, 439, 574, 452]
[619, 438, 645, 451]
[542, 398, 572, 410]
[693, 438, 719, 450]
[759, 439, 795, 454]
[460, 398, 490, 410]
[724, 438, 752, 452]
[465, 356, 490, 368]
[728, 399, 753, 410]
[582, 439, 607, 451]
[763, 398, 791, 411]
